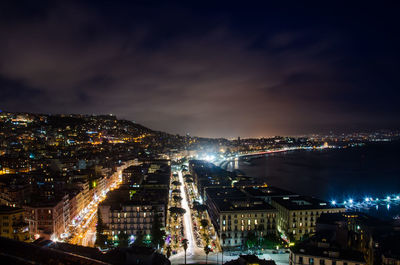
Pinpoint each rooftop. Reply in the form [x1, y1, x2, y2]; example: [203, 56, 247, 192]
[100, 187, 168, 209]
[271, 196, 344, 211]
[291, 241, 365, 263]
[0, 205, 24, 214]
[244, 186, 298, 198]
[212, 197, 276, 212]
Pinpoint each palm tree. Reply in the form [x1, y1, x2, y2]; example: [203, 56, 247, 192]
[221, 233, 227, 265]
[172, 189, 181, 194]
[182, 238, 188, 265]
[185, 177, 194, 184]
[166, 245, 172, 259]
[204, 245, 211, 264]
[171, 180, 182, 187]
[200, 219, 209, 234]
[169, 206, 186, 221]
[173, 195, 183, 205]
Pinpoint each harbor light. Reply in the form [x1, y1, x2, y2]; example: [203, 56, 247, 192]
[365, 198, 369, 202]
[387, 196, 391, 201]
[331, 200, 336, 205]
[349, 199, 353, 204]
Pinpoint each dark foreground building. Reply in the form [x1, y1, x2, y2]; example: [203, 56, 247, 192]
[224, 255, 276, 265]
[0, 236, 170, 265]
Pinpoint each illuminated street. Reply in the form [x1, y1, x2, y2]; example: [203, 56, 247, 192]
[168, 166, 290, 265]
[67, 165, 132, 247]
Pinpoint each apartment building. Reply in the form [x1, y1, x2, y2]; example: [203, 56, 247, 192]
[271, 196, 345, 241]
[206, 187, 277, 247]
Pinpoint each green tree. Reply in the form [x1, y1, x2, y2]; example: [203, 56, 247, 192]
[171, 180, 182, 187]
[169, 206, 186, 221]
[118, 231, 129, 247]
[166, 245, 172, 259]
[200, 219, 209, 229]
[256, 224, 264, 247]
[182, 238, 188, 265]
[95, 210, 107, 248]
[221, 233, 227, 265]
[204, 245, 211, 264]
[133, 233, 145, 246]
[173, 195, 183, 204]
[245, 232, 258, 249]
[151, 213, 166, 248]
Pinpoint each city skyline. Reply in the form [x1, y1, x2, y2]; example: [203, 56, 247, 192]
[1, 1, 400, 137]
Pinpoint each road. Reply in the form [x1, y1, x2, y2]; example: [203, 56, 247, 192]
[177, 170, 204, 257]
[169, 167, 290, 265]
[67, 162, 134, 247]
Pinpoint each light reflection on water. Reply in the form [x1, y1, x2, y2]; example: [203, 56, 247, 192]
[224, 143, 400, 220]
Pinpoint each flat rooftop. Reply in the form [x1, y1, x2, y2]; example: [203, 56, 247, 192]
[244, 186, 298, 198]
[206, 187, 247, 200]
[291, 242, 365, 263]
[272, 196, 344, 211]
[211, 198, 275, 212]
[206, 187, 276, 212]
[101, 187, 168, 209]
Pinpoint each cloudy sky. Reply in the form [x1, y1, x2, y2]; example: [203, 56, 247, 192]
[1, 1, 400, 137]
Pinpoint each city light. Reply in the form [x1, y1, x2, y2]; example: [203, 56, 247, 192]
[349, 199, 353, 204]
[331, 200, 336, 205]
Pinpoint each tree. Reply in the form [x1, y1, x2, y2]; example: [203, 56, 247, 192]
[200, 219, 209, 231]
[171, 180, 182, 187]
[166, 245, 172, 259]
[151, 214, 165, 249]
[204, 245, 211, 264]
[118, 231, 129, 247]
[193, 204, 207, 214]
[95, 210, 107, 248]
[173, 195, 183, 204]
[182, 238, 188, 265]
[262, 233, 282, 249]
[133, 233, 145, 246]
[256, 224, 264, 247]
[221, 233, 227, 264]
[169, 207, 186, 221]
[185, 177, 194, 183]
[245, 232, 258, 249]
[300, 232, 310, 241]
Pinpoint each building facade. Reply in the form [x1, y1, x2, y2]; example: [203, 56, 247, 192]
[206, 187, 277, 247]
[271, 196, 345, 241]
[0, 205, 29, 241]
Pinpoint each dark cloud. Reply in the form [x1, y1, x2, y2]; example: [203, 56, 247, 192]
[0, 1, 399, 137]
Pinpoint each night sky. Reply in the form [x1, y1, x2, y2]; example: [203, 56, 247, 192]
[1, 1, 400, 138]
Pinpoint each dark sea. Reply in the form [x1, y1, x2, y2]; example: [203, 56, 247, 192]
[226, 142, 400, 219]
